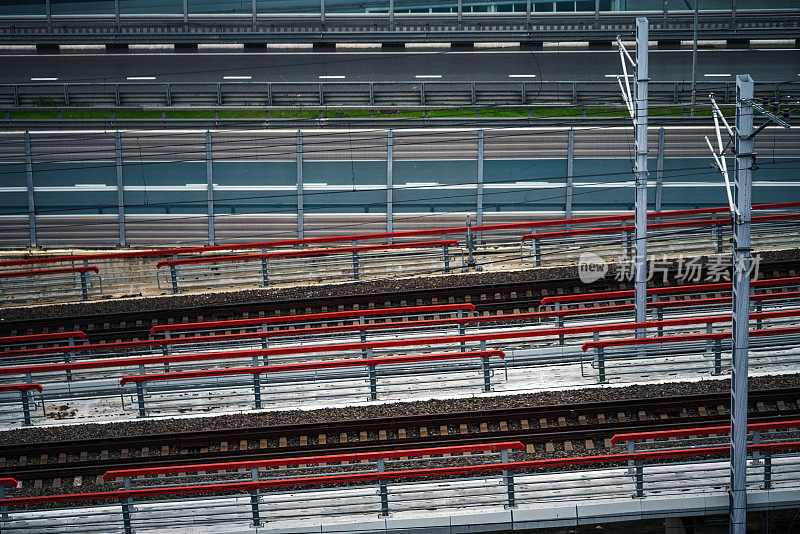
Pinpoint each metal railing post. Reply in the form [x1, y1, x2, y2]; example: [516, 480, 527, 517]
[476, 129, 484, 237]
[389, 0, 395, 30]
[534, 238, 541, 266]
[482, 355, 491, 392]
[566, 128, 574, 224]
[135, 382, 146, 417]
[182, 0, 189, 30]
[501, 449, 515, 508]
[206, 130, 214, 246]
[0, 485, 8, 521]
[655, 127, 664, 212]
[320, 0, 325, 23]
[763, 452, 772, 490]
[20, 390, 31, 426]
[115, 131, 126, 246]
[169, 267, 179, 295]
[260, 256, 269, 287]
[297, 130, 304, 239]
[251, 0, 257, 31]
[368, 365, 377, 401]
[593, 331, 606, 383]
[250, 468, 261, 526]
[443, 245, 450, 272]
[377, 458, 389, 516]
[352, 250, 359, 280]
[79, 270, 89, 300]
[633, 460, 644, 498]
[121, 477, 133, 534]
[24, 131, 36, 247]
[458, 309, 466, 352]
[555, 302, 564, 345]
[252, 372, 262, 409]
[387, 130, 393, 237]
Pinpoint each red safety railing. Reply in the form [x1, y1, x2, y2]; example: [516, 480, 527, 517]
[155, 240, 460, 269]
[540, 276, 800, 306]
[3, 201, 797, 269]
[610, 420, 800, 445]
[0, 305, 478, 359]
[118, 350, 505, 386]
[581, 325, 800, 352]
[0, 383, 43, 393]
[4, 440, 800, 507]
[3, 308, 798, 378]
[102, 441, 525, 481]
[0, 478, 18, 488]
[0, 266, 99, 279]
[150, 304, 475, 334]
[521, 212, 800, 242]
[0, 332, 86, 346]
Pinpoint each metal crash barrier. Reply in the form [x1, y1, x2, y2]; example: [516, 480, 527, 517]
[0, 266, 100, 304]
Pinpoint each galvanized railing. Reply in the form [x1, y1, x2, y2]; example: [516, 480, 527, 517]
[2, 80, 797, 111]
[1, 7, 798, 44]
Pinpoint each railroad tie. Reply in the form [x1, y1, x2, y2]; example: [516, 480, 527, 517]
[638, 411, 648, 421]
[778, 401, 788, 411]
[18, 456, 28, 467]
[577, 415, 587, 425]
[585, 439, 594, 450]
[398, 429, 406, 439]
[33, 479, 42, 489]
[379, 430, 387, 440]
[200, 447, 209, 454]
[52, 478, 61, 489]
[525, 444, 535, 454]
[757, 402, 767, 412]
[96, 475, 104, 486]
[74, 475, 82, 487]
[617, 412, 627, 422]
[545, 442, 555, 454]
[459, 424, 468, 434]
[499, 421, 508, 432]
[101, 450, 108, 461]
[604, 438, 612, 449]
[479, 423, 488, 433]
[141, 447, 149, 458]
[39, 454, 47, 465]
[419, 427, 428, 438]
[539, 418, 548, 428]
[520, 419, 529, 430]
[660, 413, 669, 419]
[239, 440, 248, 451]
[299, 436, 308, 446]
[339, 433, 348, 444]
[220, 442, 229, 452]
[680, 409, 689, 418]
[698, 406, 707, 417]
[279, 437, 287, 447]
[78, 451, 87, 462]
[161, 445, 169, 456]
[557, 417, 566, 427]
[564, 441, 573, 452]
[120, 449, 128, 459]
[318, 434, 327, 445]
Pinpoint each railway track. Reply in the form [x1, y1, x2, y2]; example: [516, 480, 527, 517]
[3, 387, 798, 488]
[2, 258, 798, 344]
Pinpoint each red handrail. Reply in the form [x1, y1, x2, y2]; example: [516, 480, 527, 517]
[155, 240, 460, 269]
[540, 276, 800, 306]
[5, 440, 800, 507]
[0, 266, 99, 279]
[102, 441, 525, 481]
[581, 325, 800, 352]
[118, 350, 505, 386]
[150, 303, 475, 334]
[0, 383, 43, 393]
[0, 332, 86, 345]
[2, 201, 797, 268]
[3, 309, 798, 377]
[521, 212, 800, 242]
[610, 420, 800, 445]
[0, 478, 18, 488]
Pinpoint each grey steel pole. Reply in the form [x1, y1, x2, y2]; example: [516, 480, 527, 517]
[729, 73, 754, 534]
[206, 131, 214, 246]
[690, 1, 698, 116]
[477, 129, 484, 228]
[252, 0, 257, 31]
[45, 0, 51, 30]
[634, 18, 649, 331]
[297, 131, 304, 239]
[655, 127, 664, 212]
[566, 128, 574, 222]
[24, 132, 36, 247]
[387, 130, 393, 236]
[115, 131, 126, 246]
[320, 0, 325, 23]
